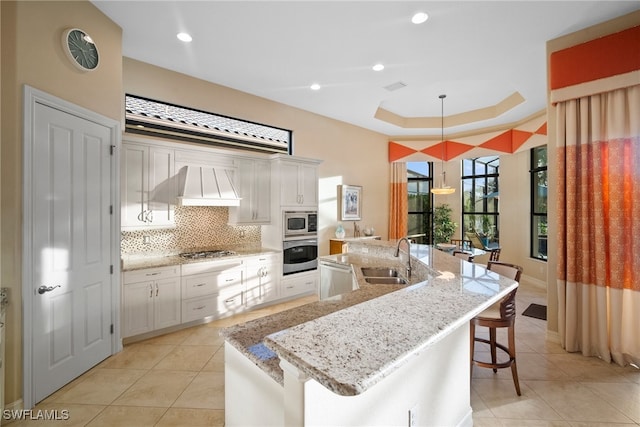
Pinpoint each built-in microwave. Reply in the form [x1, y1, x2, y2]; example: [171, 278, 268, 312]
[283, 211, 317, 239]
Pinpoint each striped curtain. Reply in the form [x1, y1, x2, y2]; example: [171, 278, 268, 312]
[556, 84, 640, 367]
[388, 162, 407, 239]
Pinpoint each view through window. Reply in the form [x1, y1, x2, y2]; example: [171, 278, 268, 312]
[407, 162, 434, 244]
[461, 156, 500, 248]
[530, 146, 548, 260]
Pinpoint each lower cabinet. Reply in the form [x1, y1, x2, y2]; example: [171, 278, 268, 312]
[281, 270, 318, 298]
[122, 253, 314, 340]
[181, 259, 245, 323]
[245, 253, 281, 307]
[122, 265, 181, 338]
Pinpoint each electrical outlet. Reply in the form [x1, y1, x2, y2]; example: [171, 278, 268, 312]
[408, 406, 417, 427]
[240, 230, 245, 238]
[143, 235, 151, 245]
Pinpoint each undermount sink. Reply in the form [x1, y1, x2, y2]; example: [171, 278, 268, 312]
[361, 267, 399, 278]
[364, 277, 407, 285]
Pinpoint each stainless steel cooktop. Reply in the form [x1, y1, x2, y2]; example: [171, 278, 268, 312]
[179, 250, 237, 260]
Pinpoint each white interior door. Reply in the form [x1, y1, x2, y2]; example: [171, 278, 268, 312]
[25, 90, 117, 405]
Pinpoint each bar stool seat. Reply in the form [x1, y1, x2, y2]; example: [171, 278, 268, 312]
[470, 261, 523, 396]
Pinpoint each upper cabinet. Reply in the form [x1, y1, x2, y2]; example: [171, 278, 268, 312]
[274, 156, 321, 208]
[228, 157, 271, 225]
[121, 141, 176, 229]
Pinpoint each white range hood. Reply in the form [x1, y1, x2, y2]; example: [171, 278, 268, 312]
[176, 165, 241, 207]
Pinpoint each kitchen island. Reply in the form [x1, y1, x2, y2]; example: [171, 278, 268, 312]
[221, 241, 518, 426]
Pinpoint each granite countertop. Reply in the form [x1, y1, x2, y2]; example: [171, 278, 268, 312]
[121, 246, 279, 272]
[222, 240, 518, 396]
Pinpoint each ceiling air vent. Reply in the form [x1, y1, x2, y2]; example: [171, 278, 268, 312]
[384, 81, 407, 92]
[125, 94, 292, 155]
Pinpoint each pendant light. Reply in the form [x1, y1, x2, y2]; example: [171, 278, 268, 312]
[431, 94, 455, 195]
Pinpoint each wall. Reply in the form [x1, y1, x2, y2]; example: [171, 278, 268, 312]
[0, 0, 122, 407]
[123, 58, 391, 256]
[121, 207, 261, 256]
[545, 10, 640, 339]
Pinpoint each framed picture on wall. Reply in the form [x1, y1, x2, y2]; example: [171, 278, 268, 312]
[339, 185, 362, 221]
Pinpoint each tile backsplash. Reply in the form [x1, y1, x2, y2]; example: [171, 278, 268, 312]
[121, 206, 261, 256]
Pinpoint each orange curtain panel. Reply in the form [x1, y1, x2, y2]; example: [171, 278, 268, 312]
[388, 163, 407, 240]
[556, 84, 640, 367]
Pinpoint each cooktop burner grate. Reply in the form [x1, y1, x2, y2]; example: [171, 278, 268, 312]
[179, 250, 237, 259]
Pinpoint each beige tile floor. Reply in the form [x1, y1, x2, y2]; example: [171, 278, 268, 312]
[13, 280, 640, 426]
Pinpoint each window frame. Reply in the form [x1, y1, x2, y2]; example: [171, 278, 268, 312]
[406, 162, 434, 244]
[461, 156, 500, 246]
[530, 146, 548, 261]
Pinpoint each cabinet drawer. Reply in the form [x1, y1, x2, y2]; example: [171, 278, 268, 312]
[124, 265, 180, 284]
[182, 269, 243, 299]
[281, 275, 317, 298]
[181, 287, 244, 323]
[182, 295, 217, 323]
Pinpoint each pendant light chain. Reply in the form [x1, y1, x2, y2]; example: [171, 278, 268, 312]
[431, 94, 455, 195]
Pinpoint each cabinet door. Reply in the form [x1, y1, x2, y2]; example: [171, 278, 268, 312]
[122, 280, 154, 337]
[298, 163, 318, 206]
[229, 158, 255, 223]
[153, 276, 181, 330]
[252, 159, 272, 222]
[147, 147, 176, 226]
[279, 161, 301, 206]
[281, 271, 318, 298]
[279, 160, 318, 207]
[120, 143, 148, 228]
[229, 158, 271, 224]
[245, 254, 280, 306]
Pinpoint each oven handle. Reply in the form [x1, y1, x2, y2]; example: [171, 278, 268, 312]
[283, 238, 318, 249]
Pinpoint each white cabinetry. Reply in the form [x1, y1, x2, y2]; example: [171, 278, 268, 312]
[274, 156, 320, 208]
[181, 259, 245, 323]
[122, 266, 181, 338]
[281, 270, 318, 298]
[245, 253, 281, 306]
[121, 142, 175, 229]
[229, 157, 271, 224]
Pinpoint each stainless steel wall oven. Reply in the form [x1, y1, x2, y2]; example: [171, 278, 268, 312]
[283, 238, 318, 275]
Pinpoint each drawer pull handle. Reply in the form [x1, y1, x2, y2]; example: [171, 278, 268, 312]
[225, 298, 236, 303]
[196, 283, 206, 287]
[146, 272, 161, 276]
[194, 306, 205, 310]
[225, 279, 234, 282]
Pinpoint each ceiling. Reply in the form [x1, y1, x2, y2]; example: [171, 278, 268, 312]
[92, 1, 640, 137]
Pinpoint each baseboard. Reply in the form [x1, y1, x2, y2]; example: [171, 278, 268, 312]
[521, 274, 547, 290]
[457, 408, 473, 427]
[3, 399, 24, 425]
[546, 329, 561, 344]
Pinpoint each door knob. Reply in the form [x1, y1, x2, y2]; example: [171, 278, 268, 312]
[37, 285, 61, 295]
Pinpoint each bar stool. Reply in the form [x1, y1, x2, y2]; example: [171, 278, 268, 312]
[470, 261, 523, 395]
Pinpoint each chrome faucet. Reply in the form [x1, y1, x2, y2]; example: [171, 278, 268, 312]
[394, 237, 412, 278]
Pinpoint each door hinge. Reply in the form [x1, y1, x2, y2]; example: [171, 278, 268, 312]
[110, 145, 115, 155]
[110, 265, 114, 274]
[110, 324, 114, 334]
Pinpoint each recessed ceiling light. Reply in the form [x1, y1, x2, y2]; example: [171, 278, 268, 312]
[372, 63, 385, 71]
[310, 83, 321, 91]
[411, 12, 429, 24]
[177, 32, 193, 42]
